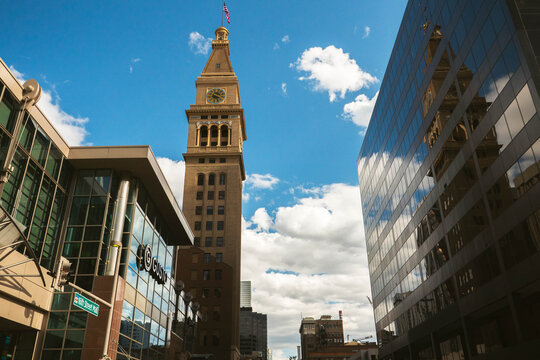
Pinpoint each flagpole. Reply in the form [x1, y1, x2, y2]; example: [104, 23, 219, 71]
[221, 1, 224, 26]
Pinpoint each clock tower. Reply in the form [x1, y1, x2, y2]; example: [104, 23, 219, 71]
[177, 26, 246, 360]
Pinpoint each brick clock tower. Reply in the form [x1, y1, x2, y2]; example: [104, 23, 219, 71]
[178, 26, 246, 360]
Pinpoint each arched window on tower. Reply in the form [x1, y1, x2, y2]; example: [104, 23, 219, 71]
[210, 125, 218, 146]
[197, 174, 204, 186]
[208, 174, 215, 185]
[219, 173, 226, 185]
[200, 125, 208, 146]
[220, 125, 229, 146]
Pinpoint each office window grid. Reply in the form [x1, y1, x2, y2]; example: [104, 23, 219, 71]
[0, 83, 71, 271]
[357, 0, 540, 355]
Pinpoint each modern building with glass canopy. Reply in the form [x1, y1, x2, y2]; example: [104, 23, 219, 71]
[0, 58, 198, 360]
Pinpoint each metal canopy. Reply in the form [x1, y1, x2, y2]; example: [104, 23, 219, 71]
[0, 205, 47, 287]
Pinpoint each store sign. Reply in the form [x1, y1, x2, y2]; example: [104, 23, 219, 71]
[137, 244, 168, 285]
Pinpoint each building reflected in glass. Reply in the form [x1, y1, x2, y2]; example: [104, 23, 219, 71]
[358, 0, 540, 358]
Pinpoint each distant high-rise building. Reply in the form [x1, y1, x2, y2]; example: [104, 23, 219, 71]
[239, 308, 267, 360]
[299, 315, 344, 360]
[358, 0, 540, 359]
[241, 280, 252, 308]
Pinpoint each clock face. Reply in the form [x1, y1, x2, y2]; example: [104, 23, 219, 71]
[206, 88, 226, 104]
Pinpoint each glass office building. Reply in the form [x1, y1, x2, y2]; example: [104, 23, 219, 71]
[357, 0, 540, 359]
[0, 59, 197, 360]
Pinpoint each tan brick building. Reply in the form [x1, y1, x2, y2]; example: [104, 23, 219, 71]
[177, 26, 246, 360]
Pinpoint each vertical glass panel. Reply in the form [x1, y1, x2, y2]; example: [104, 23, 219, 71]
[137, 185, 148, 212]
[1, 149, 28, 212]
[439, 155, 477, 217]
[51, 293, 71, 311]
[0, 129, 10, 165]
[86, 196, 107, 225]
[47, 312, 67, 329]
[63, 330, 84, 348]
[18, 115, 35, 151]
[0, 91, 15, 132]
[30, 127, 50, 166]
[448, 199, 488, 255]
[43, 330, 64, 348]
[133, 207, 144, 239]
[63, 242, 80, 258]
[69, 197, 89, 225]
[456, 247, 500, 298]
[499, 208, 540, 269]
[15, 161, 42, 227]
[93, 169, 111, 196]
[48, 208, 69, 264]
[28, 176, 55, 255]
[58, 160, 72, 190]
[74, 170, 93, 195]
[65, 227, 83, 242]
[45, 144, 62, 180]
[493, 114, 512, 153]
[127, 266, 138, 287]
[515, 84, 536, 124]
[67, 311, 87, 329]
[505, 99, 525, 138]
[84, 226, 102, 240]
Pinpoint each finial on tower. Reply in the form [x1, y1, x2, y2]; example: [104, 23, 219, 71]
[215, 27, 229, 41]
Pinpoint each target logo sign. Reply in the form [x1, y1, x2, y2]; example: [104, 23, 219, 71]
[137, 244, 168, 285]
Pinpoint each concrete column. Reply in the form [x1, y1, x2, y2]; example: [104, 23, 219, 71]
[218, 125, 222, 146]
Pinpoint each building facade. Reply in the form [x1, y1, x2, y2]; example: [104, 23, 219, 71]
[240, 281, 251, 309]
[308, 342, 377, 360]
[0, 59, 198, 360]
[299, 315, 345, 360]
[177, 26, 247, 360]
[357, 0, 540, 359]
[239, 308, 267, 360]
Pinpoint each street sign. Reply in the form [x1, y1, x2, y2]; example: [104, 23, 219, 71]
[73, 292, 99, 317]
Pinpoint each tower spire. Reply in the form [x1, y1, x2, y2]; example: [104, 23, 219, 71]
[200, 27, 233, 75]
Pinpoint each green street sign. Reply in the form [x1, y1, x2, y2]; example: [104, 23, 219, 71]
[73, 292, 99, 317]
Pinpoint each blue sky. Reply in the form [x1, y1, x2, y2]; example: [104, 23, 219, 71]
[2, 1, 407, 358]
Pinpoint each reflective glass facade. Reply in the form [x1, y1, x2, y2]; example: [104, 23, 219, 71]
[42, 173, 193, 360]
[358, 0, 540, 358]
[0, 83, 71, 271]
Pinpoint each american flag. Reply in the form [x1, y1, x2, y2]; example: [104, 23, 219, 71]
[223, 1, 230, 24]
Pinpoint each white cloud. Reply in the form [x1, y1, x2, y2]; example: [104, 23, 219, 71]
[251, 208, 273, 232]
[343, 91, 379, 129]
[156, 157, 186, 207]
[9, 66, 89, 146]
[245, 173, 280, 190]
[293, 45, 378, 102]
[188, 31, 212, 55]
[273, 43, 280, 50]
[242, 192, 251, 202]
[281, 82, 287, 95]
[129, 57, 141, 74]
[281, 35, 290, 43]
[362, 26, 371, 39]
[242, 183, 374, 359]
